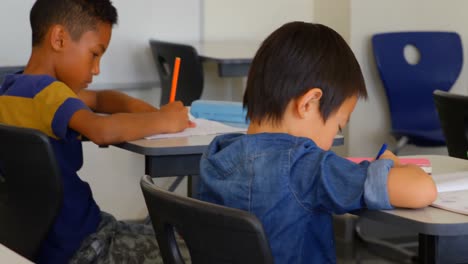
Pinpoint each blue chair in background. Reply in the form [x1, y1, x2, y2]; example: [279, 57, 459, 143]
[372, 31, 463, 153]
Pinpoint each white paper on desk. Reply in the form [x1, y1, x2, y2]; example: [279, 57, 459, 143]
[431, 171, 468, 193]
[430, 171, 468, 215]
[145, 118, 246, 140]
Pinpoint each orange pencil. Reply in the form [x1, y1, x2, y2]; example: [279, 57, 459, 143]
[169, 57, 181, 102]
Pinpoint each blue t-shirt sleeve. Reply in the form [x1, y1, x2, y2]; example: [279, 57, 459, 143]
[364, 159, 394, 210]
[52, 97, 89, 139]
[290, 149, 393, 214]
[34, 81, 89, 139]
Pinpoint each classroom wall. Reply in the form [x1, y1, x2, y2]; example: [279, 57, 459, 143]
[203, 0, 314, 41]
[348, 0, 468, 156]
[313, 0, 350, 42]
[201, 0, 315, 102]
[0, 0, 201, 90]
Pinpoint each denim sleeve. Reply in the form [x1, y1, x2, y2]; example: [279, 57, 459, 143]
[364, 159, 394, 210]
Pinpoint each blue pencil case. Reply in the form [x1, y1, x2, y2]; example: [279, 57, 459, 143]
[190, 100, 248, 125]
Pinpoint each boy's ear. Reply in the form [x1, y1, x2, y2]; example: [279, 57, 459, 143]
[296, 88, 322, 118]
[49, 25, 68, 51]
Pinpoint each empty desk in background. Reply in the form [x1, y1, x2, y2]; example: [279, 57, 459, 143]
[115, 134, 344, 196]
[358, 155, 468, 264]
[189, 41, 260, 77]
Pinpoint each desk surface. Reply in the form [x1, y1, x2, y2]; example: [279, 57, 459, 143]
[189, 41, 260, 63]
[115, 134, 344, 156]
[359, 155, 468, 236]
[185, 41, 261, 77]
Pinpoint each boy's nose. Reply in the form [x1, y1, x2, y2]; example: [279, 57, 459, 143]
[92, 61, 100, 75]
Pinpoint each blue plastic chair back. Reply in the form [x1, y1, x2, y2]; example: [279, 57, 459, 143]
[372, 31, 463, 145]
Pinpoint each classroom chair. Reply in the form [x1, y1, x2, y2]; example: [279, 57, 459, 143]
[0, 123, 63, 261]
[140, 175, 274, 264]
[149, 40, 204, 106]
[372, 31, 463, 154]
[0, 66, 24, 84]
[433, 89, 468, 160]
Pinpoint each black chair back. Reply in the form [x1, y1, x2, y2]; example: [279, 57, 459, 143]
[0, 124, 63, 260]
[140, 175, 273, 264]
[0, 66, 24, 84]
[149, 40, 204, 106]
[433, 89, 468, 159]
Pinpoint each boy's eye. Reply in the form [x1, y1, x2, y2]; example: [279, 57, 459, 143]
[338, 125, 343, 134]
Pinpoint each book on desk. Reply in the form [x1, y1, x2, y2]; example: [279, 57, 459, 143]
[146, 100, 248, 140]
[431, 171, 468, 215]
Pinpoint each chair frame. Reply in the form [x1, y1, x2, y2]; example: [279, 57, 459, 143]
[433, 89, 468, 159]
[0, 124, 63, 260]
[149, 40, 204, 106]
[140, 175, 273, 264]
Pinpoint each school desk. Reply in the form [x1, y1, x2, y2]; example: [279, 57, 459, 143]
[188, 41, 260, 77]
[358, 154, 468, 264]
[114, 134, 344, 196]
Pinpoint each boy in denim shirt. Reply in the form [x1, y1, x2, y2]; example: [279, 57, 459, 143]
[197, 22, 437, 263]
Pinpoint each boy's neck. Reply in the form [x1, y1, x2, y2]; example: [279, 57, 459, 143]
[24, 47, 55, 77]
[247, 121, 289, 135]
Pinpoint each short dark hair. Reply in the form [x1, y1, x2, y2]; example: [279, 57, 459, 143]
[30, 0, 118, 46]
[244, 21, 367, 125]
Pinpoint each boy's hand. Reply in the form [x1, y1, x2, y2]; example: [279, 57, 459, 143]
[379, 150, 400, 167]
[159, 101, 196, 133]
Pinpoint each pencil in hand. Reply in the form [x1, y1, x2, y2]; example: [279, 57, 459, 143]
[375, 143, 387, 160]
[169, 57, 181, 103]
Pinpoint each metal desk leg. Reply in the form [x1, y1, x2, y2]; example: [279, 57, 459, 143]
[419, 234, 468, 264]
[188, 175, 199, 198]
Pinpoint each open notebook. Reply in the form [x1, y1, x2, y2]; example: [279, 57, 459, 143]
[145, 118, 246, 140]
[431, 171, 468, 215]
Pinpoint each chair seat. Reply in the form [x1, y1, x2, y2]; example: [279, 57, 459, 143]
[392, 128, 446, 146]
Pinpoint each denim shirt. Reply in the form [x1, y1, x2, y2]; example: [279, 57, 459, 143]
[198, 133, 393, 264]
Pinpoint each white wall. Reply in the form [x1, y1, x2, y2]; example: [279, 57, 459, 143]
[314, 0, 350, 42]
[201, 0, 315, 102]
[348, 0, 468, 156]
[203, 0, 314, 41]
[0, 1, 34, 66]
[0, 0, 201, 90]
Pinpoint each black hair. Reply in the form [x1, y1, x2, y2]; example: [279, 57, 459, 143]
[30, 0, 118, 46]
[243, 21, 367, 125]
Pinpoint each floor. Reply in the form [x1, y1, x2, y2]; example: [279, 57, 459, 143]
[336, 239, 411, 264]
[334, 215, 417, 264]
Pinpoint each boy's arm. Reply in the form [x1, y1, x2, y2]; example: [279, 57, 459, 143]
[78, 89, 158, 114]
[69, 101, 192, 145]
[386, 163, 437, 209]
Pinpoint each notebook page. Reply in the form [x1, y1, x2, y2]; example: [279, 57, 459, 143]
[431, 171, 468, 215]
[432, 190, 468, 216]
[145, 118, 246, 140]
[431, 171, 468, 193]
